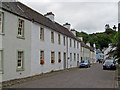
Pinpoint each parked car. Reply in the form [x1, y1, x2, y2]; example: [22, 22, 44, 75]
[79, 60, 91, 68]
[103, 59, 116, 70]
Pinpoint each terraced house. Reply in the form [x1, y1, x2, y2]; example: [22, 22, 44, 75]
[0, 1, 96, 82]
[0, 2, 82, 82]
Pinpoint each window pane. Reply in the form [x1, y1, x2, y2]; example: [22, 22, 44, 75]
[0, 13, 2, 33]
[70, 53, 72, 61]
[51, 32, 54, 43]
[58, 52, 61, 59]
[51, 52, 54, 60]
[40, 51, 44, 60]
[40, 27, 44, 40]
[17, 51, 23, 69]
[18, 19, 24, 37]
[64, 36, 65, 45]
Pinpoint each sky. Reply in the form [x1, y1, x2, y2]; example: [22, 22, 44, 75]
[17, 0, 119, 34]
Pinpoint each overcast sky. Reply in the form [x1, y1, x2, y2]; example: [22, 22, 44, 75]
[18, 0, 119, 34]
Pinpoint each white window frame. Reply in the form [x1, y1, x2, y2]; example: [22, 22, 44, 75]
[58, 34, 61, 45]
[51, 51, 55, 60]
[74, 40, 76, 48]
[70, 53, 72, 62]
[77, 54, 79, 61]
[18, 18, 24, 37]
[58, 52, 61, 60]
[70, 39, 72, 47]
[40, 27, 44, 40]
[0, 12, 4, 34]
[51, 31, 54, 43]
[74, 53, 76, 61]
[40, 50, 44, 60]
[77, 42, 79, 49]
[17, 51, 24, 71]
[0, 50, 3, 73]
[63, 36, 66, 46]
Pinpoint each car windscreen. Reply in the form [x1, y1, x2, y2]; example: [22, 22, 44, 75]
[105, 60, 113, 63]
[84, 60, 88, 63]
[81, 60, 88, 63]
[81, 61, 85, 63]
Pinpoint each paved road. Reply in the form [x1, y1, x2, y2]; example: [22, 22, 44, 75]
[10, 63, 115, 88]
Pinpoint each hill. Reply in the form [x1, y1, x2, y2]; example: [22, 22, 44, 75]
[76, 28, 117, 50]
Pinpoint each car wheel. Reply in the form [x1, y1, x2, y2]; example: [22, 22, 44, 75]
[86, 66, 89, 68]
[103, 67, 105, 70]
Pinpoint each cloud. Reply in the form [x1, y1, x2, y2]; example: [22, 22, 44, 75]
[19, 0, 118, 34]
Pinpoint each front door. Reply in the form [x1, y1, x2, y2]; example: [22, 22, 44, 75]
[64, 53, 66, 69]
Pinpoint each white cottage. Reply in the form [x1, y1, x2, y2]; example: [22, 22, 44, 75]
[0, 2, 81, 82]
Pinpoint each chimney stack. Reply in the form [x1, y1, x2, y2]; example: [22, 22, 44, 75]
[71, 29, 76, 36]
[86, 41, 90, 47]
[77, 35, 83, 41]
[63, 23, 71, 30]
[44, 12, 55, 21]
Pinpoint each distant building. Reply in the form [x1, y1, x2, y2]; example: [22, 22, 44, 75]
[113, 25, 117, 31]
[105, 24, 110, 30]
[96, 49, 104, 61]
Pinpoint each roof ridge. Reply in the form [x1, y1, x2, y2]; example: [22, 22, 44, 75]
[2, 2, 81, 42]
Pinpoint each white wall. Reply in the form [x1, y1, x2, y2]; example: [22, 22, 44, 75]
[2, 10, 81, 82]
[68, 38, 80, 68]
[30, 22, 81, 76]
[31, 22, 67, 76]
[104, 45, 112, 60]
[2, 11, 31, 81]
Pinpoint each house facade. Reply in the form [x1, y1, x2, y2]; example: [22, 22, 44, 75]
[103, 44, 112, 60]
[96, 49, 104, 62]
[0, 2, 96, 82]
[0, 5, 31, 82]
[80, 40, 96, 63]
[0, 2, 81, 82]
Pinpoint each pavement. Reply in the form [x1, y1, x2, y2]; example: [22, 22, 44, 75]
[8, 63, 115, 88]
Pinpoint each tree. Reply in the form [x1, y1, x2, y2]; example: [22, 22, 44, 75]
[76, 27, 116, 50]
[108, 25, 120, 63]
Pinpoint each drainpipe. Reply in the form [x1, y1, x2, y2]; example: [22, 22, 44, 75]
[66, 36, 69, 69]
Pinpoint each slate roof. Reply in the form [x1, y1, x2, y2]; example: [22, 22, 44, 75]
[1, 2, 80, 41]
[81, 42, 94, 52]
[1, 2, 95, 51]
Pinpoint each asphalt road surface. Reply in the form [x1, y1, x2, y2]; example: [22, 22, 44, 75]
[9, 63, 115, 88]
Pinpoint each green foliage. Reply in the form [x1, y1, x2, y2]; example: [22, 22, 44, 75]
[105, 28, 116, 35]
[108, 30, 120, 63]
[76, 28, 117, 50]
